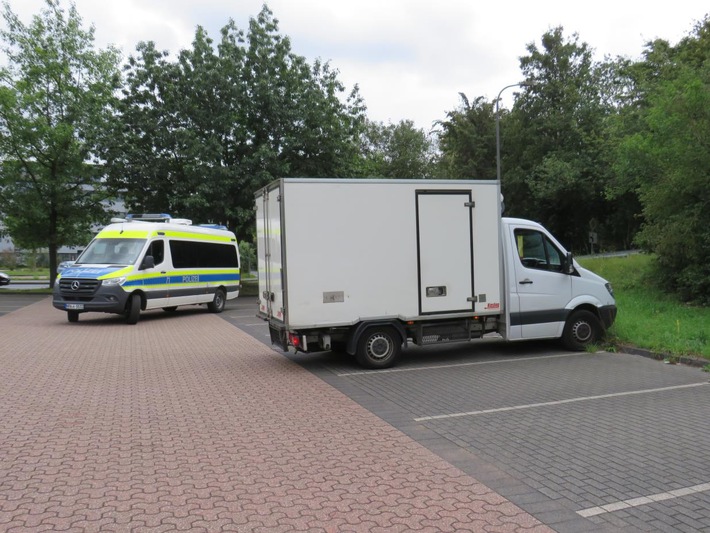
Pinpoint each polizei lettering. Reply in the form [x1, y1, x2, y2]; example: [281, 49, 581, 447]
[183, 275, 200, 283]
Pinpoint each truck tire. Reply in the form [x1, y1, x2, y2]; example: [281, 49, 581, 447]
[562, 310, 601, 350]
[125, 295, 141, 325]
[67, 311, 79, 323]
[208, 289, 226, 313]
[356, 326, 402, 369]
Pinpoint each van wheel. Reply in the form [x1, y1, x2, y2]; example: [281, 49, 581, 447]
[67, 311, 79, 323]
[562, 310, 601, 350]
[125, 295, 141, 325]
[356, 327, 402, 369]
[162, 306, 178, 312]
[208, 289, 226, 313]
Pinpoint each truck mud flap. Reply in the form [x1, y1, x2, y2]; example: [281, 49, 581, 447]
[269, 324, 289, 351]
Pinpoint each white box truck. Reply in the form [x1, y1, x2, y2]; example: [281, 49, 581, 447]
[255, 178, 616, 368]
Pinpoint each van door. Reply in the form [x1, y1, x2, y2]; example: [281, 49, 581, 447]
[509, 225, 572, 338]
[141, 239, 170, 309]
[416, 191, 475, 314]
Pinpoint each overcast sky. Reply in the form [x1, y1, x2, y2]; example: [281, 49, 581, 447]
[5, 1, 709, 131]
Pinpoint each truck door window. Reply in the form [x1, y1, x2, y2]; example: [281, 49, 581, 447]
[515, 229, 564, 272]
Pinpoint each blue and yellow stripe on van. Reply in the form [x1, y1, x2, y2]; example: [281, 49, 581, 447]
[122, 270, 241, 290]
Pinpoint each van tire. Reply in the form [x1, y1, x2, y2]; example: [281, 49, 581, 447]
[67, 311, 79, 323]
[356, 326, 402, 369]
[126, 295, 141, 325]
[562, 310, 601, 350]
[162, 306, 178, 312]
[208, 289, 226, 313]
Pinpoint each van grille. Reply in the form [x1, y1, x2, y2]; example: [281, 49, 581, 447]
[59, 278, 101, 297]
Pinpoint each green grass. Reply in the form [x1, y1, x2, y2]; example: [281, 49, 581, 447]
[2, 268, 50, 279]
[579, 254, 710, 360]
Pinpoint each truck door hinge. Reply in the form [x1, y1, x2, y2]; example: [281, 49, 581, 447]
[464, 201, 475, 208]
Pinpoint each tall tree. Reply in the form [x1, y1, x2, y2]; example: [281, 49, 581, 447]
[503, 27, 613, 251]
[0, 0, 120, 285]
[617, 17, 710, 303]
[106, 6, 365, 240]
[435, 93, 497, 179]
[357, 119, 434, 178]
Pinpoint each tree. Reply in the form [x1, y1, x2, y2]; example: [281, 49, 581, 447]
[503, 27, 614, 251]
[0, 0, 120, 285]
[617, 17, 710, 303]
[106, 6, 365, 241]
[357, 119, 434, 178]
[435, 93, 497, 179]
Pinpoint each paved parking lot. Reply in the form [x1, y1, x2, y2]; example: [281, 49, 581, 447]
[222, 298, 710, 532]
[2, 293, 710, 532]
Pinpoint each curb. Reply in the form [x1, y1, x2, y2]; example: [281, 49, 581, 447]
[618, 344, 709, 369]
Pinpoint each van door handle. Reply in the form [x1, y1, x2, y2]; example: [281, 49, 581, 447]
[519, 279, 533, 285]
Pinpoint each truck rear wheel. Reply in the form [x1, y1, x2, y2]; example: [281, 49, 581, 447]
[356, 327, 402, 369]
[562, 310, 602, 350]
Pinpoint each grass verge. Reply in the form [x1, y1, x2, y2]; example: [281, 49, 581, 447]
[579, 254, 710, 360]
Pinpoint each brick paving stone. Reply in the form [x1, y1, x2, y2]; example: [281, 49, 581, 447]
[0, 300, 554, 532]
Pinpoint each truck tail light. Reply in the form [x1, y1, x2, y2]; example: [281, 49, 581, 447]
[288, 332, 301, 348]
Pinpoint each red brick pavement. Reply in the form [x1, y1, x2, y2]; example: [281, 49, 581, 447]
[0, 300, 554, 532]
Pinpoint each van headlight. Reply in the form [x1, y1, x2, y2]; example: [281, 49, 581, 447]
[101, 277, 126, 286]
[605, 282, 614, 298]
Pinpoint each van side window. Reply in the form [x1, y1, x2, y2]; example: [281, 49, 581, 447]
[515, 229, 564, 272]
[169, 240, 239, 269]
[146, 240, 164, 265]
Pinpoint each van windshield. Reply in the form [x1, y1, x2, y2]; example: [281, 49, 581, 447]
[75, 238, 146, 266]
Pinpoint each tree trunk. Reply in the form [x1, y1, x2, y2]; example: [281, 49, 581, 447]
[48, 206, 58, 289]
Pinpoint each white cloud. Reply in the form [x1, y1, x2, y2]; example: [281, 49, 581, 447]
[4, 0, 708, 129]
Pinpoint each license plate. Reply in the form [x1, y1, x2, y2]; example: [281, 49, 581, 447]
[65, 303, 84, 310]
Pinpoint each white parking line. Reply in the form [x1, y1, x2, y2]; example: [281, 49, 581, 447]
[337, 353, 582, 377]
[414, 383, 708, 421]
[577, 482, 710, 517]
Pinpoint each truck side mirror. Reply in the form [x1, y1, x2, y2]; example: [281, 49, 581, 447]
[564, 252, 575, 274]
[140, 255, 155, 270]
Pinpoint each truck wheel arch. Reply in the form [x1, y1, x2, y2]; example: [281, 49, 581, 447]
[346, 320, 407, 356]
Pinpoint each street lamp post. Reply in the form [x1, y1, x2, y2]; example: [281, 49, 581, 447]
[495, 82, 525, 184]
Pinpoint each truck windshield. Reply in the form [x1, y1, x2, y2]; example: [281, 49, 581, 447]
[75, 238, 146, 266]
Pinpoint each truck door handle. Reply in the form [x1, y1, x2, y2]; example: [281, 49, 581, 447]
[519, 279, 533, 285]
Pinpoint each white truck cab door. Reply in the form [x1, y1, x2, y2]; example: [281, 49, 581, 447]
[508, 225, 572, 339]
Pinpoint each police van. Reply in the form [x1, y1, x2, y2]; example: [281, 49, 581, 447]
[53, 214, 241, 324]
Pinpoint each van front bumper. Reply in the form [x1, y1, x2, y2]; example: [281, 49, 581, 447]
[53, 282, 130, 314]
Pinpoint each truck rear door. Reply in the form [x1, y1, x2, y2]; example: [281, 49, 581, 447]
[416, 191, 475, 314]
[256, 183, 285, 324]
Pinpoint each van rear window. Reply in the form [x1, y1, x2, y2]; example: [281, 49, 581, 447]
[169, 240, 239, 269]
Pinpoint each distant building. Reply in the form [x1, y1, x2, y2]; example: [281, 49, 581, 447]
[0, 200, 126, 265]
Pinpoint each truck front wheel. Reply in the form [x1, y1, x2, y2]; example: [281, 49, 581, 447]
[562, 310, 602, 350]
[356, 327, 402, 369]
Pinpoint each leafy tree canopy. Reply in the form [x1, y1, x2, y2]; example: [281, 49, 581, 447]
[104, 6, 366, 241]
[0, 0, 121, 283]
